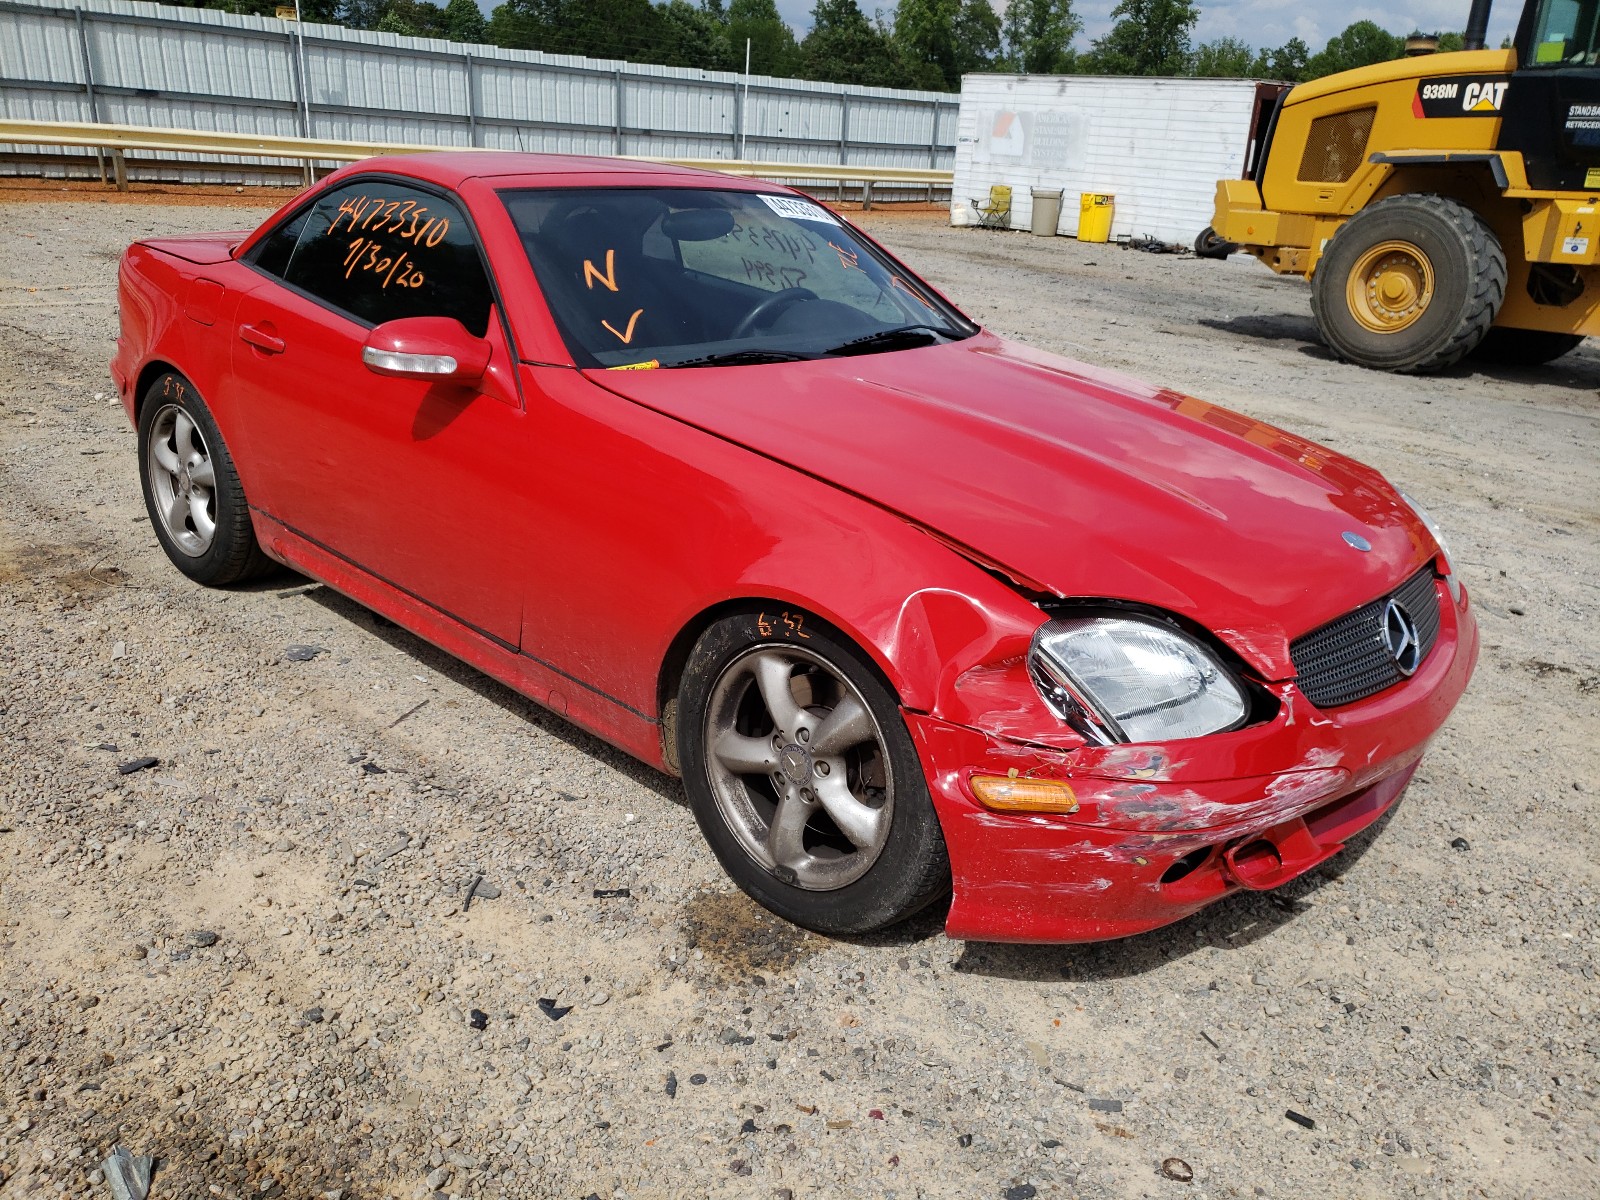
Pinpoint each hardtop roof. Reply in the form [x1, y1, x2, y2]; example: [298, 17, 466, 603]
[336, 152, 784, 193]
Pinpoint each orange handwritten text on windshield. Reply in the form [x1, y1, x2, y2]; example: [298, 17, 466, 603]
[601, 309, 645, 344]
[584, 249, 620, 292]
[891, 276, 936, 308]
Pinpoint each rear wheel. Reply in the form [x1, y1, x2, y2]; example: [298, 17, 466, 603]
[137, 372, 273, 586]
[1311, 194, 1506, 374]
[677, 611, 950, 936]
[1472, 327, 1585, 366]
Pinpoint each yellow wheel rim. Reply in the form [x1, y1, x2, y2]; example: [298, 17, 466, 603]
[1347, 240, 1434, 334]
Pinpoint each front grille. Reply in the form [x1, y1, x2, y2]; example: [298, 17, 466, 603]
[1298, 107, 1377, 183]
[1290, 568, 1442, 708]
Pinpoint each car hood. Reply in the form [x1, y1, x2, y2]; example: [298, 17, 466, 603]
[585, 332, 1434, 678]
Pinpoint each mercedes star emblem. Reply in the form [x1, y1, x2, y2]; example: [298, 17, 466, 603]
[1383, 599, 1421, 676]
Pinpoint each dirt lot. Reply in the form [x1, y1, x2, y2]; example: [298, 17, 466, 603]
[0, 188, 1595, 1200]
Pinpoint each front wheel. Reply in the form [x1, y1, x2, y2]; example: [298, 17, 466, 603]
[137, 372, 273, 586]
[1311, 194, 1506, 374]
[676, 611, 950, 936]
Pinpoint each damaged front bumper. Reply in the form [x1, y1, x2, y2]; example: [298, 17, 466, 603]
[907, 578, 1479, 944]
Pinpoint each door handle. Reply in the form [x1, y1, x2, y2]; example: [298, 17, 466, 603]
[239, 322, 285, 354]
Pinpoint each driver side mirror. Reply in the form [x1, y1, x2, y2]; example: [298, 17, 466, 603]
[362, 317, 490, 383]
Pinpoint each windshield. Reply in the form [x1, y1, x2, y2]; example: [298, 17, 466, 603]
[1529, 0, 1600, 64]
[500, 187, 975, 369]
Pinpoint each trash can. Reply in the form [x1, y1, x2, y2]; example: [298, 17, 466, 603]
[1030, 188, 1064, 236]
[1078, 193, 1115, 242]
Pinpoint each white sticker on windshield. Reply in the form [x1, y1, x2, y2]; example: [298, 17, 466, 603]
[758, 194, 840, 225]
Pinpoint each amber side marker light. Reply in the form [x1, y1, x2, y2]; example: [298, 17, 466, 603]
[970, 775, 1079, 814]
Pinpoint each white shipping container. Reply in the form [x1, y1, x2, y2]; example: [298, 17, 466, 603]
[952, 74, 1264, 244]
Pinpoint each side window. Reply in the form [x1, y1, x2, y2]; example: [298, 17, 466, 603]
[251, 209, 308, 279]
[1532, 0, 1599, 63]
[249, 180, 492, 336]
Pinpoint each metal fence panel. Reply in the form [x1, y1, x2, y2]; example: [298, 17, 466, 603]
[309, 39, 466, 117]
[0, 6, 81, 86]
[315, 111, 470, 148]
[0, 0, 956, 185]
[7, 89, 94, 125]
[628, 76, 736, 140]
[476, 60, 615, 133]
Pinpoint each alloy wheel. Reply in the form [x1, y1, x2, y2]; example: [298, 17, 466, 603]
[702, 646, 894, 891]
[146, 403, 218, 557]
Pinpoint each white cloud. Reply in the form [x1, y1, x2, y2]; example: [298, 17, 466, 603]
[1188, 0, 1521, 48]
[774, 1, 1522, 50]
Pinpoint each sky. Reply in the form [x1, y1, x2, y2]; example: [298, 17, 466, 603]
[769, 0, 1524, 52]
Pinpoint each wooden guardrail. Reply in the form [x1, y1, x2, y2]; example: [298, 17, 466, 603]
[0, 119, 952, 204]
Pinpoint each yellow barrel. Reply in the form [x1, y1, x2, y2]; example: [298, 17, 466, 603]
[1078, 193, 1114, 243]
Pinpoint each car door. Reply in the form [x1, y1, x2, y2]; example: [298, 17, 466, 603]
[228, 176, 529, 647]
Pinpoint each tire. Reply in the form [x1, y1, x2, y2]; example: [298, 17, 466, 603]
[1472, 327, 1585, 366]
[1194, 226, 1236, 260]
[137, 371, 274, 586]
[676, 610, 950, 936]
[1311, 194, 1506, 374]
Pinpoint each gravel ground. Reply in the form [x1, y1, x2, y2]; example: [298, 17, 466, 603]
[0, 190, 1596, 1200]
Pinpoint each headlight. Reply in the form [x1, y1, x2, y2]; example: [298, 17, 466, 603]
[1029, 616, 1249, 745]
[1399, 490, 1453, 573]
[1399, 490, 1460, 600]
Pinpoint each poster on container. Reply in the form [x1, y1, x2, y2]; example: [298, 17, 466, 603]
[975, 110, 1088, 170]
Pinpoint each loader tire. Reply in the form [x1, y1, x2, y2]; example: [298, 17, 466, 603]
[1311, 194, 1506, 374]
[1472, 328, 1585, 366]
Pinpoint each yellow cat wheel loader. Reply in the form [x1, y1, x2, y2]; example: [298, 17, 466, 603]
[1209, 0, 1600, 373]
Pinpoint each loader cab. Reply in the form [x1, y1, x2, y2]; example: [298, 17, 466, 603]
[1501, 0, 1600, 187]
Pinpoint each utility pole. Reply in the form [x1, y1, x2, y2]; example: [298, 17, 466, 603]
[293, 0, 313, 185]
[740, 37, 750, 161]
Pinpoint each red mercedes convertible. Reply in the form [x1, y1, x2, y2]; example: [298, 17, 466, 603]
[112, 153, 1477, 943]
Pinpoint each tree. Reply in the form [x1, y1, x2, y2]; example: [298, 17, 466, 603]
[953, 0, 1001, 77]
[373, 0, 449, 36]
[338, 0, 389, 27]
[1254, 36, 1309, 81]
[300, 0, 342, 22]
[726, 0, 798, 75]
[894, 0, 961, 89]
[485, 0, 674, 59]
[1085, 0, 1198, 75]
[799, 0, 902, 86]
[658, 0, 734, 69]
[484, 0, 556, 50]
[172, 0, 291, 14]
[999, 0, 1079, 73]
[1305, 20, 1402, 78]
[444, 0, 485, 42]
[1191, 35, 1254, 77]
[557, 0, 664, 59]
